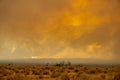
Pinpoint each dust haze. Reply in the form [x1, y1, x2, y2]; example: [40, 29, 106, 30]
[0, 0, 120, 61]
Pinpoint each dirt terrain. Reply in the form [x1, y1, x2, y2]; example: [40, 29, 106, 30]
[0, 64, 120, 80]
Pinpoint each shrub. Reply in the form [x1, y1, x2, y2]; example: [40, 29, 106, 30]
[32, 69, 41, 75]
[113, 73, 120, 80]
[7, 75, 14, 80]
[13, 73, 25, 80]
[74, 73, 90, 80]
[51, 71, 61, 78]
[74, 69, 79, 73]
[83, 67, 88, 71]
[60, 74, 70, 80]
[103, 70, 108, 74]
[42, 70, 50, 75]
[68, 66, 74, 70]
[38, 75, 44, 79]
[0, 77, 5, 80]
[101, 74, 106, 79]
[89, 70, 96, 74]
[0, 69, 11, 77]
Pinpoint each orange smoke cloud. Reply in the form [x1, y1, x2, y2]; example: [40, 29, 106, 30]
[0, 0, 120, 60]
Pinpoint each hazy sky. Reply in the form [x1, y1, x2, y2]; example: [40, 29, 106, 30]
[0, 0, 120, 60]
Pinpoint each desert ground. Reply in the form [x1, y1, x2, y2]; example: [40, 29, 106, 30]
[0, 63, 120, 80]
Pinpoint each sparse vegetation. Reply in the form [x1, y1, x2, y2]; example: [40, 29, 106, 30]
[0, 64, 119, 80]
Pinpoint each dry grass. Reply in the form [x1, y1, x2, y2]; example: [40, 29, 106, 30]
[0, 64, 119, 80]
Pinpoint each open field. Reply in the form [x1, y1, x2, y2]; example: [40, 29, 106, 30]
[0, 64, 120, 80]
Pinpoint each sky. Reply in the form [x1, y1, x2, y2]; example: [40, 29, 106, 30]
[0, 0, 120, 60]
